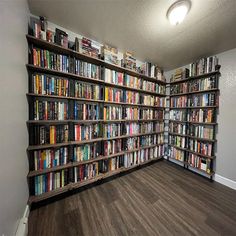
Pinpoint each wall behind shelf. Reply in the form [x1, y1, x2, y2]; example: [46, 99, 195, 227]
[164, 48, 236, 185]
[0, 0, 29, 235]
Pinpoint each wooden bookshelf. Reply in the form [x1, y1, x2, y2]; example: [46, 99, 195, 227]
[167, 63, 220, 179]
[26, 35, 166, 203]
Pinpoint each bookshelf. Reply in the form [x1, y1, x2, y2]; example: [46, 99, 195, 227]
[26, 35, 166, 203]
[167, 61, 220, 179]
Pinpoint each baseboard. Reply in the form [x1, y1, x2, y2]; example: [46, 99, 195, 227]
[215, 174, 236, 190]
[15, 205, 30, 236]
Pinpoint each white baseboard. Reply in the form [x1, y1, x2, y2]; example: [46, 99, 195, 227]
[215, 174, 236, 190]
[15, 205, 30, 236]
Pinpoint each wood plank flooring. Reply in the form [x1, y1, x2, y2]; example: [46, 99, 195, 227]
[28, 160, 236, 236]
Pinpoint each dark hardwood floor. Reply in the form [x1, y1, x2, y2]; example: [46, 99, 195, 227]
[28, 160, 236, 236]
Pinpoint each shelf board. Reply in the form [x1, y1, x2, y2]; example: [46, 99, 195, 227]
[27, 142, 70, 151]
[187, 149, 215, 159]
[169, 157, 186, 165]
[26, 93, 104, 103]
[168, 144, 187, 151]
[187, 164, 215, 176]
[26, 35, 167, 85]
[26, 64, 104, 85]
[104, 81, 166, 97]
[28, 156, 163, 203]
[188, 121, 217, 125]
[169, 70, 220, 84]
[169, 132, 216, 142]
[169, 88, 219, 97]
[170, 106, 218, 110]
[169, 120, 188, 124]
[70, 138, 103, 146]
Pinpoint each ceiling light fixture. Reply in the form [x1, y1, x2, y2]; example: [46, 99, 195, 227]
[167, 0, 191, 25]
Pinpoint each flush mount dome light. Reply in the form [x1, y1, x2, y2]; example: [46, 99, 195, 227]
[167, 0, 191, 25]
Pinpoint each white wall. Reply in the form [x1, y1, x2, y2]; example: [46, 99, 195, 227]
[164, 48, 236, 184]
[0, 0, 29, 235]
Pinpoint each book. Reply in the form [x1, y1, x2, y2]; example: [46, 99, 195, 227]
[170, 82, 188, 95]
[74, 102, 101, 120]
[124, 75, 141, 89]
[189, 77, 217, 92]
[101, 44, 119, 65]
[143, 80, 166, 94]
[124, 107, 139, 120]
[188, 124, 214, 140]
[140, 109, 164, 120]
[124, 91, 139, 104]
[187, 93, 216, 107]
[140, 95, 166, 107]
[103, 123, 121, 138]
[169, 123, 186, 134]
[104, 139, 122, 156]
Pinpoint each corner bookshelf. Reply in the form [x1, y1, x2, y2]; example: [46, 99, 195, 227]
[167, 63, 220, 179]
[26, 35, 166, 204]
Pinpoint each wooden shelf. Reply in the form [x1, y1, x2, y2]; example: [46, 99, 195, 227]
[27, 142, 70, 151]
[170, 106, 218, 109]
[168, 120, 217, 125]
[187, 164, 215, 176]
[26, 64, 104, 86]
[27, 93, 104, 103]
[26, 35, 167, 85]
[28, 156, 163, 203]
[187, 150, 215, 159]
[104, 81, 166, 97]
[169, 70, 220, 84]
[169, 88, 219, 97]
[168, 144, 187, 152]
[169, 132, 216, 142]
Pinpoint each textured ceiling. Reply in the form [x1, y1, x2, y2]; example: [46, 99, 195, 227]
[28, 0, 236, 70]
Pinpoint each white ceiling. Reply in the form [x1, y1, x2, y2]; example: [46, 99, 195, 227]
[28, 0, 236, 70]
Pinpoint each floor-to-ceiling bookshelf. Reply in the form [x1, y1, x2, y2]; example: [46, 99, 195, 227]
[26, 35, 167, 203]
[167, 63, 220, 179]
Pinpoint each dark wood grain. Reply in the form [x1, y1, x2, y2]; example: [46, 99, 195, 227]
[28, 160, 236, 236]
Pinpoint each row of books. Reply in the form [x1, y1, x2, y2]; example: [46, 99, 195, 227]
[169, 146, 185, 162]
[170, 82, 188, 95]
[124, 145, 164, 168]
[169, 135, 186, 148]
[34, 147, 68, 170]
[34, 169, 68, 195]
[31, 125, 69, 145]
[169, 109, 214, 123]
[32, 48, 70, 73]
[169, 123, 186, 134]
[124, 75, 142, 89]
[188, 93, 216, 107]
[187, 154, 211, 173]
[142, 80, 166, 94]
[104, 139, 122, 156]
[188, 139, 212, 156]
[73, 143, 101, 162]
[104, 68, 124, 85]
[189, 125, 214, 140]
[103, 123, 122, 138]
[170, 93, 217, 108]
[189, 77, 217, 92]
[74, 59, 100, 79]
[74, 124, 101, 141]
[33, 100, 68, 120]
[32, 74, 102, 100]
[189, 56, 218, 76]
[104, 87, 166, 106]
[74, 103, 101, 120]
